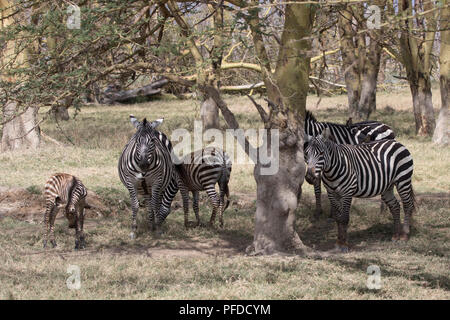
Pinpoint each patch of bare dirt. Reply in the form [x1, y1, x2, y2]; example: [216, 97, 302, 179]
[0, 186, 111, 221]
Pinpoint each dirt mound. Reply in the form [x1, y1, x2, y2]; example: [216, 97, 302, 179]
[0, 186, 110, 221]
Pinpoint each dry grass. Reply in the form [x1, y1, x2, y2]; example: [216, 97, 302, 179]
[0, 88, 449, 299]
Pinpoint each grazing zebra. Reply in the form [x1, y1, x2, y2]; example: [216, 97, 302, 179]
[43, 173, 90, 249]
[118, 115, 178, 239]
[304, 128, 415, 252]
[304, 111, 396, 218]
[175, 147, 232, 228]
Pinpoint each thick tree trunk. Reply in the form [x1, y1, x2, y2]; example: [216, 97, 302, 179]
[1, 102, 40, 152]
[433, 107, 449, 145]
[346, 71, 361, 119]
[249, 136, 307, 255]
[433, 4, 449, 145]
[358, 74, 377, 120]
[358, 41, 381, 120]
[244, 0, 314, 255]
[200, 96, 220, 130]
[409, 75, 435, 135]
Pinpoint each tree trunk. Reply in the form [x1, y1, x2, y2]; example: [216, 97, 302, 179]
[245, 0, 314, 255]
[1, 102, 40, 152]
[249, 136, 307, 255]
[410, 74, 435, 135]
[200, 96, 220, 130]
[345, 71, 361, 119]
[433, 3, 449, 145]
[358, 38, 381, 120]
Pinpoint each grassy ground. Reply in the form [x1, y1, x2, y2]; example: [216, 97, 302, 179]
[0, 88, 449, 299]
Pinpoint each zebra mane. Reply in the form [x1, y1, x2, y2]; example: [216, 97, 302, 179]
[305, 110, 317, 123]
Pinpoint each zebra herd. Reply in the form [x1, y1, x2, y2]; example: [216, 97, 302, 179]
[42, 111, 415, 253]
[304, 112, 415, 252]
[43, 115, 232, 248]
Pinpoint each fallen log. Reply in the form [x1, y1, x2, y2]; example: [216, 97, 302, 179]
[100, 78, 168, 104]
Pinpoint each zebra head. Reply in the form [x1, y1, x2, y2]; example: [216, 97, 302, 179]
[304, 128, 332, 183]
[130, 115, 164, 172]
[65, 205, 77, 228]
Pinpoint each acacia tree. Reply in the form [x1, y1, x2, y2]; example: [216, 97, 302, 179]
[433, 1, 449, 145]
[338, 2, 384, 120]
[383, 0, 440, 135]
[0, 0, 41, 151]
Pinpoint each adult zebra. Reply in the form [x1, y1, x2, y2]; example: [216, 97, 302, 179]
[175, 147, 232, 228]
[304, 111, 396, 218]
[305, 128, 415, 252]
[118, 115, 178, 239]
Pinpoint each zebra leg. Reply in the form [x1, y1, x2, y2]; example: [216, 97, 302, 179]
[205, 186, 220, 227]
[157, 176, 179, 228]
[75, 204, 86, 250]
[129, 191, 139, 239]
[192, 191, 200, 227]
[218, 185, 226, 228]
[329, 193, 351, 253]
[381, 187, 402, 241]
[48, 206, 59, 248]
[397, 182, 415, 241]
[180, 187, 189, 228]
[144, 193, 154, 231]
[150, 187, 163, 231]
[43, 201, 55, 248]
[313, 179, 322, 219]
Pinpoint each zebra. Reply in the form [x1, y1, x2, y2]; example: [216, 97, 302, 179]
[43, 173, 90, 249]
[304, 111, 396, 218]
[304, 128, 415, 252]
[118, 115, 178, 239]
[175, 147, 232, 228]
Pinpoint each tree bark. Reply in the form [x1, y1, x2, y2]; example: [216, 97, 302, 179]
[1, 102, 40, 152]
[200, 97, 220, 130]
[398, 0, 437, 135]
[358, 36, 382, 120]
[0, 0, 41, 151]
[245, 0, 314, 255]
[433, 3, 449, 145]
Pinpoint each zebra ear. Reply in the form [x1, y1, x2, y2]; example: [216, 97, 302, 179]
[130, 114, 140, 128]
[150, 118, 164, 129]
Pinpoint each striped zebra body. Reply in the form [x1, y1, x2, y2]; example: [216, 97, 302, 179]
[305, 129, 415, 252]
[304, 111, 396, 218]
[118, 116, 178, 238]
[43, 173, 89, 249]
[175, 147, 232, 228]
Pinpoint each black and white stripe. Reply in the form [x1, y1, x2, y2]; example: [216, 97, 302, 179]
[118, 115, 178, 238]
[304, 128, 415, 252]
[304, 111, 396, 217]
[175, 147, 232, 228]
[43, 173, 89, 249]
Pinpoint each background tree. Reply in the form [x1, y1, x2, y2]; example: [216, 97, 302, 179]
[433, 0, 449, 145]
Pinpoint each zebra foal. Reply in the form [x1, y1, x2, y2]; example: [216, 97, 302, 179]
[175, 147, 232, 228]
[304, 111, 396, 218]
[43, 173, 90, 249]
[305, 128, 415, 252]
[118, 116, 178, 238]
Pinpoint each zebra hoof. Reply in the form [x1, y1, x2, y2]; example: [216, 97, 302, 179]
[50, 240, 57, 248]
[129, 232, 136, 240]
